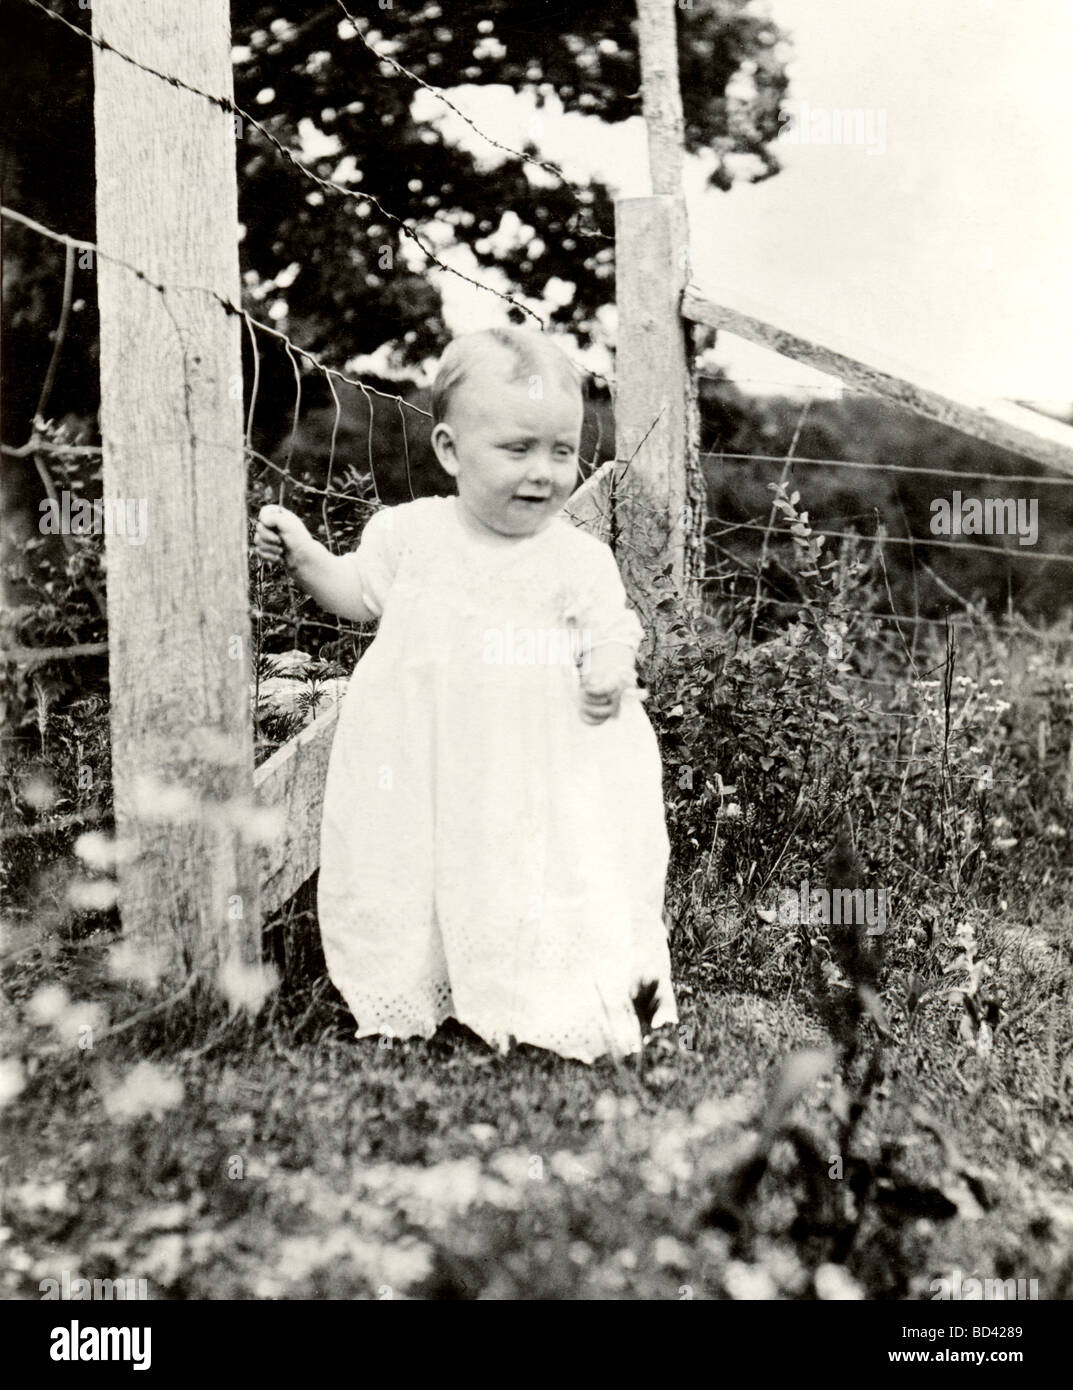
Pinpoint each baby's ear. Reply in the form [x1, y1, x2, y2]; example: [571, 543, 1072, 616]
[431, 422, 459, 476]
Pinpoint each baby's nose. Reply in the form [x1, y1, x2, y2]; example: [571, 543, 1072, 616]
[525, 453, 552, 480]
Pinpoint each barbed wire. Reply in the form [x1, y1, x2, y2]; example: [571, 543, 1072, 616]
[19, 0, 545, 326]
[2, 204, 431, 419]
[332, 0, 611, 243]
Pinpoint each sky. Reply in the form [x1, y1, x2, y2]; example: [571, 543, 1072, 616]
[396, 0, 1072, 409]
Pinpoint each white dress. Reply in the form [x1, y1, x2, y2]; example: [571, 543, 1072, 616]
[316, 495, 678, 1062]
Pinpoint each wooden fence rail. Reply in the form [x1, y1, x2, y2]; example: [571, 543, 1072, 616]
[682, 284, 1073, 477]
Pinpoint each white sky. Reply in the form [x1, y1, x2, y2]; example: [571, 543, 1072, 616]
[402, 0, 1072, 408]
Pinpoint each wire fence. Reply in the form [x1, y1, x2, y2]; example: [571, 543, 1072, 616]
[2, 0, 629, 835]
[6, 0, 1073, 858]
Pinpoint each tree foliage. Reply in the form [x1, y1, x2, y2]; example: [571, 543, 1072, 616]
[231, 0, 789, 373]
[2, 0, 790, 447]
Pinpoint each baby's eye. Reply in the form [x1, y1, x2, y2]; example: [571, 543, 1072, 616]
[502, 442, 529, 454]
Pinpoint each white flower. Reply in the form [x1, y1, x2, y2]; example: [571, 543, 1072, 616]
[550, 1151, 596, 1186]
[0, 1058, 26, 1108]
[73, 833, 137, 869]
[25, 984, 105, 1047]
[653, 1236, 690, 1269]
[593, 1091, 638, 1124]
[102, 1061, 183, 1120]
[74, 831, 117, 871]
[11, 1180, 67, 1212]
[723, 1259, 778, 1300]
[217, 957, 278, 1014]
[815, 1262, 864, 1300]
[68, 879, 118, 912]
[26, 984, 71, 1027]
[693, 1094, 753, 1132]
[108, 937, 169, 989]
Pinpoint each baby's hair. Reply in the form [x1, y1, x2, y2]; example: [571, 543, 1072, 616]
[431, 327, 582, 426]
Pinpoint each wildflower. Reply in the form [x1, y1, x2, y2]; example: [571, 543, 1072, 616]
[815, 1262, 864, 1300]
[108, 937, 169, 989]
[68, 879, 119, 912]
[0, 1057, 26, 1108]
[653, 1236, 691, 1269]
[723, 1259, 778, 1300]
[217, 957, 278, 1014]
[102, 1061, 184, 1120]
[74, 831, 117, 871]
[20, 775, 56, 810]
[12, 1180, 68, 1212]
[26, 984, 71, 1028]
[27, 984, 104, 1048]
[593, 1091, 639, 1124]
[549, 1150, 596, 1186]
[692, 1094, 753, 1132]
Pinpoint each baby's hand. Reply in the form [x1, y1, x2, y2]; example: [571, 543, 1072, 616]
[254, 504, 314, 569]
[579, 644, 636, 725]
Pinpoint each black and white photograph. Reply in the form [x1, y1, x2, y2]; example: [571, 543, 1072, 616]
[2, 0, 1071, 1343]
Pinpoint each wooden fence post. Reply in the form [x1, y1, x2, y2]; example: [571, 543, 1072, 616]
[612, 0, 704, 655]
[636, 0, 685, 197]
[614, 194, 703, 644]
[92, 0, 259, 971]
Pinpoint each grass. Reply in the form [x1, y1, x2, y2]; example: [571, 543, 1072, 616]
[6, 505, 1073, 1300]
[3, 892, 1072, 1301]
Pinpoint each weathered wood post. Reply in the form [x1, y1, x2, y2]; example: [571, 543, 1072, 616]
[92, 0, 259, 971]
[613, 0, 704, 654]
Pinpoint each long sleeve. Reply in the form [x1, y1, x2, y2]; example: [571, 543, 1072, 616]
[569, 541, 644, 656]
[338, 505, 403, 619]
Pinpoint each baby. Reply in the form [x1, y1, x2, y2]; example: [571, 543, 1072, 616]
[255, 328, 677, 1061]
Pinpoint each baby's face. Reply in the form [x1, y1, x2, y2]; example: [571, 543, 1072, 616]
[433, 367, 582, 538]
